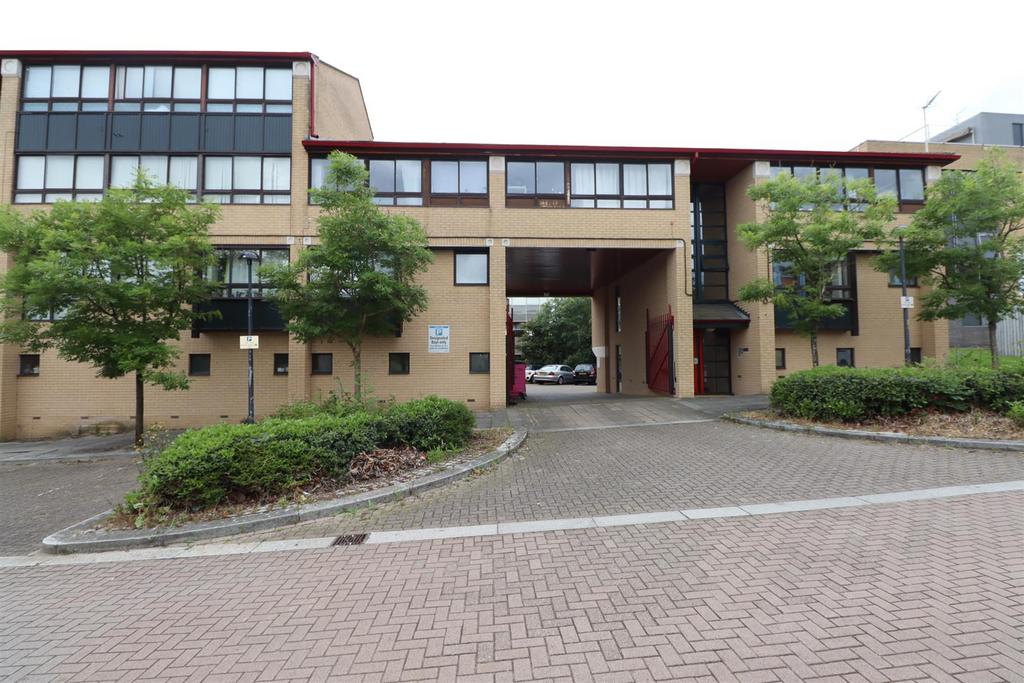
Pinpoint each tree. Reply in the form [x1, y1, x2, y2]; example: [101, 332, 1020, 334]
[737, 171, 896, 367]
[0, 178, 221, 445]
[875, 151, 1024, 368]
[520, 298, 595, 368]
[264, 151, 432, 399]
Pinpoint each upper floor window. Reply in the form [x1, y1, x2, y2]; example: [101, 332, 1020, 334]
[206, 247, 289, 298]
[772, 257, 852, 301]
[22, 65, 111, 112]
[368, 159, 423, 206]
[772, 163, 924, 207]
[203, 156, 290, 204]
[569, 162, 673, 209]
[454, 251, 488, 285]
[430, 160, 487, 195]
[207, 67, 292, 112]
[14, 155, 104, 203]
[507, 161, 565, 197]
[113, 66, 203, 112]
[109, 155, 199, 193]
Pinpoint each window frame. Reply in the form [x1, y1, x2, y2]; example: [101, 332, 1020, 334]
[13, 154, 107, 203]
[205, 65, 294, 114]
[388, 352, 411, 375]
[505, 159, 567, 200]
[18, 353, 41, 377]
[311, 353, 333, 375]
[469, 352, 491, 374]
[568, 160, 674, 210]
[365, 158, 425, 206]
[769, 162, 926, 210]
[207, 246, 290, 299]
[775, 348, 786, 370]
[273, 352, 289, 376]
[453, 249, 489, 286]
[201, 155, 291, 204]
[428, 159, 489, 205]
[836, 348, 855, 368]
[188, 353, 211, 377]
[888, 271, 919, 288]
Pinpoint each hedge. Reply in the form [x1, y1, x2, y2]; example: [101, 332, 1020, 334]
[770, 365, 1024, 422]
[135, 396, 475, 512]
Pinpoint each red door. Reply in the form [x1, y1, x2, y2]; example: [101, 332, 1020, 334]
[646, 308, 674, 395]
[693, 329, 705, 395]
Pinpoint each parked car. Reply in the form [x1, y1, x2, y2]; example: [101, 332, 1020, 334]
[524, 364, 541, 383]
[573, 363, 596, 385]
[533, 364, 575, 385]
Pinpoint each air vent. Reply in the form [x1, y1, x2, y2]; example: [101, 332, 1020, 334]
[332, 533, 368, 546]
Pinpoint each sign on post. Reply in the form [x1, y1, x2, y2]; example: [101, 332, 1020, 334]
[900, 296, 915, 309]
[239, 335, 260, 350]
[428, 325, 450, 353]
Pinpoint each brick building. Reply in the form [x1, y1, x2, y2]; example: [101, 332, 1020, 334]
[0, 50, 965, 438]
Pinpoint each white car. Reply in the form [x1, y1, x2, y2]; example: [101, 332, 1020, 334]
[524, 365, 541, 383]
[532, 364, 575, 385]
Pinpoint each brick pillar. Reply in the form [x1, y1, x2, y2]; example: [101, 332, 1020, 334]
[671, 160, 695, 397]
[488, 243, 507, 409]
[591, 286, 610, 393]
[0, 59, 22, 438]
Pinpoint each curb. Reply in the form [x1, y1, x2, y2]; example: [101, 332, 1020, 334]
[42, 430, 528, 554]
[724, 414, 1024, 452]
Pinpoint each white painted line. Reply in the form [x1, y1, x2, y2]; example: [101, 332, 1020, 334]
[498, 517, 596, 534]
[681, 506, 748, 519]
[593, 511, 686, 527]
[365, 524, 498, 544]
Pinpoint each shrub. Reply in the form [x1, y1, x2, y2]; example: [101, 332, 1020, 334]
[770, 365, 1024, 422]
[272, 391, 384, 420]
[383, 395, 475, 451]
[1008, 402, 1024, 428]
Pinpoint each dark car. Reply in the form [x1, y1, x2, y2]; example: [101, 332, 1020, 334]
[573, 363, 596, 385]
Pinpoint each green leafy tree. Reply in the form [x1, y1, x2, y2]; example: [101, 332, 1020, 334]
[0, 178, 220, 445]
[520, 297, 595, 368]
[875, 151, 1024, 368]
[264, 151, 432, 399]
[738, 171, 896, 367]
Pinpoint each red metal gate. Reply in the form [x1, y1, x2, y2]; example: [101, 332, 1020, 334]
[646, 307, 675, 395]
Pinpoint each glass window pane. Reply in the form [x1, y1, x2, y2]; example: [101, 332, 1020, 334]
[570, 198, 595, 208]
[173, 67, 201, 99]
[143, 102, 170, 112]
[81, 66, 109, 98]
[51, 102, 77, 112]
[369, 159, 395, 193]
[793, 166, 815, 180]
[207, 68, 235, 99]
[899, 168, 924, 201]
[173, 102, 201, 112]
[372, 196, 395, 206]
[233, 194, 260, 204]
[596, 198, 620, 208]
[23, 66, 51, 98]
[115, 66, 144, 99]
[169, 157, 198, 189]
[206, 102, 232, 112]
[51, 65, 80, 98]
[819, 167, 842, 183]
[22, 102, 48, 112]
[770, 165, 791, 177]
[233, 157, 261, 190]
[264, 69, 292, 100]
[235, 103, 262, 113]
[455, 253, 488, 284]
[536, 162, 564, 194]
[75, 157, 104, 189]
[596, 163, 619, 194]
[14, 193, 43, 204]
[113, 102, 141, 112]
[623, 164, 647, 195]
[844, 167, 869, 181]
[143, 66, 172, 98]
[16, 157, 45, 189]
[506, 162, 535, 195]
[263, 194, 289, 204]
[430, 161, 458, 193]
[648, 164, 672, 195]
[310, 158, 329, 189]
[46, 193, 73, 202]
[649, 199, 673, 209]
[110, 156, 139, 188]
[45, 155, 74, 188]
[571, 163, 595, 195]
[623, 199, 646, 209]
[395, 160, 421, 193]
[263, 157, 290, 191]
[265, 104, 292, 113]
[396, 197, 423, 206]
[204, 157, 232, 190]
[140, 155, 168, 184]
[459, 161, 487, 194]
[236, 67, 264, 99]
[875, 169, 898, 197]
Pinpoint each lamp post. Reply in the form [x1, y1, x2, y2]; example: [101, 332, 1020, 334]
[240, 250, 259, 423]
[898, 235, 912, 366]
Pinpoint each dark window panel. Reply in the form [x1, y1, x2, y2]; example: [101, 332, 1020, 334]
[263, 115, 292, 153]
[273, 353, 289, 375]
[188, 353, 211, 376]
[311, 353, 333, 375]
[75, 114, 107, 150]
[110, 113, 141, 150]
[170, 114, 201, 151]
[388, 353, 410, 375]
[18, 354, 40, 377]
[46, 114, 76, 150]
[17, 114, 47, 150]
[234, 115, 263, 152]
[469, 352, 490, 374]
[140, 114, 171, 150]
[203, 115, 234, 152]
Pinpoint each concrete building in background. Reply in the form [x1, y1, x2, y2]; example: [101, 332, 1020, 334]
[930, 112, 1024, 146]
[507, 297, 547, 360]
[0, 49, 963, 438]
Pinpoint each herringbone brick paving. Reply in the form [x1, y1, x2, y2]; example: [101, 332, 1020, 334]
[235, 421, 1024, 542]
[1, 492, 1021, 681]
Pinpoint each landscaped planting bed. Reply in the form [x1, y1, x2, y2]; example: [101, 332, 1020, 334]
[111, 395, 499, 529]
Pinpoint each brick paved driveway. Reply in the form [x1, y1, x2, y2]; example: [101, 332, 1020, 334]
[2, 491, 1021, 681]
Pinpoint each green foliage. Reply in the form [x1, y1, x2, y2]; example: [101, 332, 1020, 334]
[519, 297, 595, 368]
[0, 175, 221, 444]
[770, 365, 1024, 422]
[271, 390, 383, 420]
[946, 348, 1024, 372]
[738, 171, 896, 366]
[875, 150, 1024, 366]
[263, 152, 433, 397]
[1008, 402, 1024, 428]
[131, 396, 475, 514]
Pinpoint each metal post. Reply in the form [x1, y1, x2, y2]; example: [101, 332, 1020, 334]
[241, 251, 259, 423]
[899, 236, 912, 366]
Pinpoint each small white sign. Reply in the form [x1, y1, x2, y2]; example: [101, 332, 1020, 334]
[900, 296, 915, 309]
[428, 325, 450, 353]
[239, 335, 260, 350]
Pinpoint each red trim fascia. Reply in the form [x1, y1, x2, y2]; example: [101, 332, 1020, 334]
[308, 55, 318, 139]
[302, 139, 959, 166]
[2, 50, 314, 64]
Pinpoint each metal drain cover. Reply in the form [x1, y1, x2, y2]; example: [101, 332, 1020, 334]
[332, 533, 368, 546]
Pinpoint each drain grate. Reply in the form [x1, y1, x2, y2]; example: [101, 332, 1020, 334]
[332, 533, 368, 546]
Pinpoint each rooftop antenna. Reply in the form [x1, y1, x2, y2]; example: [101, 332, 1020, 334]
[922, 91, 941, 152]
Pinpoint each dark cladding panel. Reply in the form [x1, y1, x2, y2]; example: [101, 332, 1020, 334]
[110, 113, 141, 150]
[16, 113, 47, 150]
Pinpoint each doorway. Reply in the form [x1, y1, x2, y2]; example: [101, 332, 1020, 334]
[693, 329, 731, 394]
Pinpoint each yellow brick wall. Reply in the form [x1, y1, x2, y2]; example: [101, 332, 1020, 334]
[313, 61, 373, 141]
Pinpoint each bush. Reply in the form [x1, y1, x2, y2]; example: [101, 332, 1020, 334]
[133, 396, 474, 513]
[770, 365, 1024, 422]
[272, 392, 383, 420]
[1008, 402, 1024, 428]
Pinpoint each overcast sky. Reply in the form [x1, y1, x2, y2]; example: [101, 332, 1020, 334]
[8, 0, 1023, 151]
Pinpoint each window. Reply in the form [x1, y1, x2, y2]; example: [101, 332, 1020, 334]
[898, 169, 925, 202]
[206, 248, 289, 298]
[827, 259, 853, 301]
[469, 352, 490, 374]
[273, 353, 289, 376]
[368, 159, 423, 206]
[389, 353, 410, 375]
[569, 161, 672, 209]
[21, 65, 110, 111]
[909, 347, 922, 365]
[775, 349, 786, 370]
[454, 251, 488, 285]
[874, 169, 898, 198]
[772, 259, 804, 288]
[206, 66, 293, 112]
[188, 353, 211, 376]
[430, 160, 487, 195]
[1012, 123, 1023, 147]
[14, 155, 105, 203]
[18, 354, 40, 377]
[961, 313, 987, 327]
[836, 348, 854, 367]
[888, 271, 918, 287]
[202, 156, 290, 204]
[506, 161, 565, 196]
[109, 155, 199, 191]
[311, 353, 333, 375]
